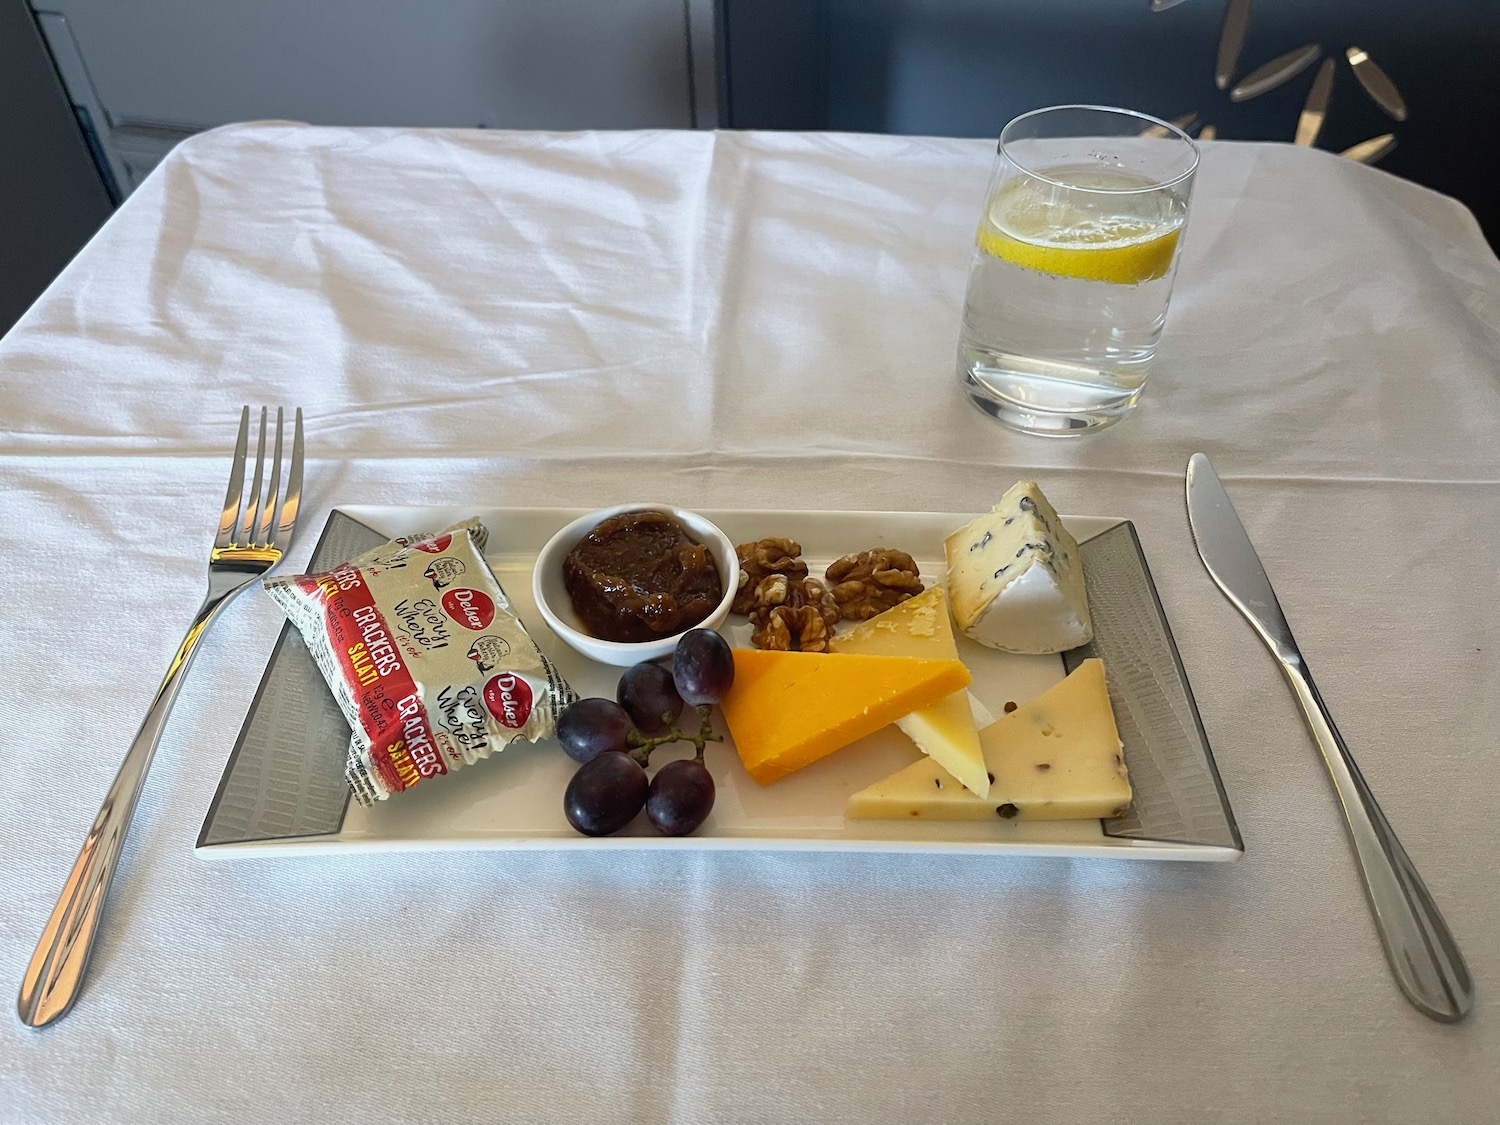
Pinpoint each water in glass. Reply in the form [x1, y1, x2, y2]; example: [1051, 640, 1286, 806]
[958, 108, 1196, 435]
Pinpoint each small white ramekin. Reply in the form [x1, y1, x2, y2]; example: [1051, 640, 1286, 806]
[531, 504, 739, 667]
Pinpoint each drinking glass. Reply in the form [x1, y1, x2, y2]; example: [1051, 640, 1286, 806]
[956, 105, 1199, 435]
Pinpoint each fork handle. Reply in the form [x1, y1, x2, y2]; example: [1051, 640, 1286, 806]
[18, 588, 238, 1028]
[1283, 657, 1474, 1022]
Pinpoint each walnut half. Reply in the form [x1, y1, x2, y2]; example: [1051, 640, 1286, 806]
[753, 606, 832, 653]
[825, 549, 923, 620]
[733, 537, 808, 615]
[748, 574, 840, 651]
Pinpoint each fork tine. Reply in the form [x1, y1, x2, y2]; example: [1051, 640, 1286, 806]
[237, 408, 268, 546]
[214, 407, 252, 549]
[273, 408, 304, 553]
[256, 408, 285, 548]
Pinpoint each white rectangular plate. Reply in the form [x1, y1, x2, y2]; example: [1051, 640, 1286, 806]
[198, 506, 1241, 862]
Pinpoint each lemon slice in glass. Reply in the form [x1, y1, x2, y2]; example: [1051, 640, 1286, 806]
[977, 180, 1183, 286]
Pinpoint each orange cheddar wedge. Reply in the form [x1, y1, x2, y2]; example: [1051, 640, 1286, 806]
[720, 648, 971, 785]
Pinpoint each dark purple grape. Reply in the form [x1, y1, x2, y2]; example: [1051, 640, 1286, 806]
[556, 697, 635, 764]
[564, 752, 649, 836]
[671, 628, 734, 706]
[617, 661, 684, 735]
[646, 758, 716, 836]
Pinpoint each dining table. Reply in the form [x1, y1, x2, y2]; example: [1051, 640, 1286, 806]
[2, 121, 1498, 1124]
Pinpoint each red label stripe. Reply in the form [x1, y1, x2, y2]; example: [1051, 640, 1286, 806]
[307, 562, 447, 794]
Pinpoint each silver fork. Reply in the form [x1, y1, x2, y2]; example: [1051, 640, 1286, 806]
[18, 407, 303, 1029]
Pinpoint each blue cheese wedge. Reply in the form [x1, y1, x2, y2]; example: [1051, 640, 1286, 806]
[845, 659, 1130, 822]
[943, 480, 1091, 654]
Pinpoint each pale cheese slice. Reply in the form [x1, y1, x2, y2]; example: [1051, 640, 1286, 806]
[829, 585, 988, 798]
[943, 480, 1091, 654]
[846, 659, 1131, 822]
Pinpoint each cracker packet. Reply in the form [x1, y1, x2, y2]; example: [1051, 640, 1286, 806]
[264, 520, 577, 805]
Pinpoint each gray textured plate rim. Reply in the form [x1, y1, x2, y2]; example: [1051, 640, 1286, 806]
[197, 506, 1243, 862]
[1064, 519, 1242, 854]
[197, 508, 365, 852]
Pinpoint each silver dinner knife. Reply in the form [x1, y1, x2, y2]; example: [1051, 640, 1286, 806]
[1185, 454, 1473, 1022]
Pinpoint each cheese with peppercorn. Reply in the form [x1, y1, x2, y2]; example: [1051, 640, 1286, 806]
[845, 660, 1130, 821]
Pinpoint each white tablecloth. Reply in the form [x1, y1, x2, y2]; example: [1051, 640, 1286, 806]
[2, 124, 1498, 1124]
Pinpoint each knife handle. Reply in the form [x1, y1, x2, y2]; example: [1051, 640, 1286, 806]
[1282, 657, 1473, 1022]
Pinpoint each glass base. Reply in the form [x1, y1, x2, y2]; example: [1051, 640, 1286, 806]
[959, 359, 1143, 437]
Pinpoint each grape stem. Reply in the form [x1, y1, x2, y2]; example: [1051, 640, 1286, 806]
[627, 704, 721, 766]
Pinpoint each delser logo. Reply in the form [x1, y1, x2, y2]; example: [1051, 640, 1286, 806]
[483, 673, 534, 729]
[441, 587, 496, 631]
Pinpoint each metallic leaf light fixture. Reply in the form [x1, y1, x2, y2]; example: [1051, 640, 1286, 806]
[1152, 0, 1407, 164]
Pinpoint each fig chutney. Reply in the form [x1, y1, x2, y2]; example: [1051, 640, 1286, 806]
[561, 510, 725, 643]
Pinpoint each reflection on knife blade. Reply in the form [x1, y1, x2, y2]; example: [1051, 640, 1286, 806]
[1341, 134, 1397, 163]
[1295, 58, 1336, 146]
[1347, 47, 1408, 121]
[1215, 0, 1253, 89]
[1231, 43, 1322, 102]
[1150, 0, 1193, 10]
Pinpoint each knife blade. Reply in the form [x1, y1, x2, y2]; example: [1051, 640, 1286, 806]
[1230, 43, 1322, 102]
[1215, 0, 1253, 89]
[1185, 454, 1473, 1023]
[1295, 58, 1336, 146]
[1347, 47, 1408, 121]
[1185, 455, 1295, 657]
